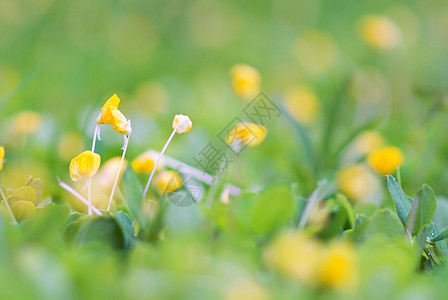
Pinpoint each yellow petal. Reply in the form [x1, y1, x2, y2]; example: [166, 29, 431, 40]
[225, 122, 267, 147]
[97, 94, 121, 125]
[230, 64, 261, 101]
[69, 150, 101, 181]
[0, 146, 4, 171]
[11, 200, 36, 221]
[131, 151, 161, 173]
[154, 170, 183, 194]
[111, 108, 131, 134]
[367, 146, 404, 175]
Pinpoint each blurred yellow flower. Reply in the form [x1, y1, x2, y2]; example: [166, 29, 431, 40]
[230, 63, 261, 101]
[284, 85, 320, 124]
[69, 150, 101, 181]
[367, 146, 404, 175]
[131, 151, 161, 173]
[295, 30, 338, 74]
[225, 277, 269, 300]
[318, 241, 358, 290]
[58, 132, 85, 161]
[172, 114, 192, 134]
[338, 164, 379, 202]
[154, 170, 183, 194]
[97, 94, 131, 135]
[263, 231, 322, 285]
[225, 122, 267, 147]
[12, 111, 41, 136]
[353, 130, 384, 155]
[359, 15, 400, 49]
[0, 146, 4, 170]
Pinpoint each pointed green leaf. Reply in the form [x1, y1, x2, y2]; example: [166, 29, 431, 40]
[405, 185, 437, 235]
[431, 228, 448, 242]
[115, 211, 135, 250]
[386, 175, 413, 224]
[121, 165, 146, 229]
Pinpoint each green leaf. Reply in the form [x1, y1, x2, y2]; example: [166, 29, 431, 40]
[432, 228, 448, 242]
[74, 216, 125, 249]
[249, 184, 295, 234]
[386, 175, 413, 224]
[414, 224, 429, 268]
[318, 200, 347, 240]
[114, 211, 135, 250]
[365, 208, 405, 239]
[405, 185, 437, 235]
[121, 165, 146, 229]
[427, 221, 448, 256]
[335, 193, 354, 228]
[344, 214, 370, 242]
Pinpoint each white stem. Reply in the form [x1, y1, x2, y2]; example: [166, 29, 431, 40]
[88, 124, 100, 215]
[0, 186, 17, 224]
[107, 134, 130, 211]
[87, 177, 92, 215]
[142, 129, 176, 199]
[58, 178, 102, 215]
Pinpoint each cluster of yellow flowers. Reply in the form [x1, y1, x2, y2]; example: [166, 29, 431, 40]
[264, 231, 357, 291]
[338, 131, 404, 202]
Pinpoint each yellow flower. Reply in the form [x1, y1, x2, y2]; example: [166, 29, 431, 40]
[97, 94, 131, 134]
[337, 164, 379, 202]
[263, 231, 322, 285]
[0, 146, 4, 171]
[172, 114, 192, 134]
[97, 94, 120, 125]
[225, 122, 267, 147]
[69, 150, 101, 181]
[154, 170, 183, 194]
[230, 64, 261, 101]
[12, 111, 41, 136]
[359, 15, 400, 49]
[284, 85, 320, 124]
[367, 146, 404, 175]
[318, 241, 358, 291]
[225, 277, 269, 300]
[353, 130, 384, 155]
[131, 151, 161, 173]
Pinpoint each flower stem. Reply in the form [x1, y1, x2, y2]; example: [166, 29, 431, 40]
[57, 178, 103, 215]
[88, 124, 100, 215]
[0, 186, 17, 224]
[142, 129, 176, 199]
[107, 134, 130, 211]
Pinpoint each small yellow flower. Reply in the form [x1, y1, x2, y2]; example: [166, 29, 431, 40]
[263, 231, 322, 285]
[131, 151, 161, 173]
[97, 94, 121, 125]
[284, 85, 320, 124]
[225, 122, 267, 147]
[69, 150, 101, 181]
[318, 241, 358, 290]
[225, 277, 269, 300]
[172, 114, 192, 134]
[0, 146, 4, 170]
[154, 170, 183, 194]
[337, 164, 379, 202]
[359, 15, 400, 49]
[230, 63, 261, 101]
[97, 94, 131, 135]
[367, 146, 404, 175]
[353, 130, 384, 155]
[12, 111, 41, 136]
